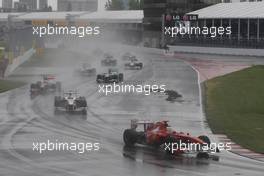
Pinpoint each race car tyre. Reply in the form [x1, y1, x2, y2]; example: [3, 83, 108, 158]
[78, 97, 87, 107]
[198, 135, 211, 146]
[96, 75, 103, 83]
[139, 63, 143, 69]
[196, 152, 209, 159]
[75, 97, 86, 107]
[123, 129, 137, 147]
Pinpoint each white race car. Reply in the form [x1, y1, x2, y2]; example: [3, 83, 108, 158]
[54, 91, 87, 115]
[124, 58, 143, 70]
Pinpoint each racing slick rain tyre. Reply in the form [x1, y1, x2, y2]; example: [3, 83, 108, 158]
[139, 63, 143, 69]
[198, 135, 211, 146]
[123, 129, 137, 147]
[96, 75, 103, 83]
[78, 97, 87, 107]
[197, 135, 211, 159]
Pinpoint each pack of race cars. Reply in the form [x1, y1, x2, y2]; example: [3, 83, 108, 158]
[28, 51, 220, 161]
[29, 52, 142, 115]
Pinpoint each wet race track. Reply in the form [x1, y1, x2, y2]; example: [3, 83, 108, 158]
[0, 46, 263, 176]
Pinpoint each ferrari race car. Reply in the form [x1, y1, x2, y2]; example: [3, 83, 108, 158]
[123, 120, 219, 159]
[54, 91, 87, 115]
[96, 68, 124, 83]
[124, 58, 143, 70]
[101, 53, 117, 66]
[30, 75, 61, 98]
[75, 63, 96, 76]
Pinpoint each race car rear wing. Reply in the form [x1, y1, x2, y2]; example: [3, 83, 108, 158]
[131, 119, 154, 131]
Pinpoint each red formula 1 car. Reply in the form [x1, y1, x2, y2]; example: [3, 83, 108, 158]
[123, 120, 219, 159]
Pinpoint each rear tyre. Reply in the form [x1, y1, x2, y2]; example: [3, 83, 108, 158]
[139, 63, 143, 69]
[197, 135, 211, 159]
[96, 75, 103, 83]
[198, 135, 211, 146]
[123, 129, 137, 147]
[79, 97, 87, 107]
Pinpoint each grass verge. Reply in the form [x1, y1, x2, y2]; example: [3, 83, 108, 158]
[205, 65, 264, 153]
[0, 80, 25, 93]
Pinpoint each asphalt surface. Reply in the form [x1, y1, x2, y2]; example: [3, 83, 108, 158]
[0, 46, 263, 176]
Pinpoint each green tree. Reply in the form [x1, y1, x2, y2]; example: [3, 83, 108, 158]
[128, 0, 143, 10]
[105, 0, 124, 10]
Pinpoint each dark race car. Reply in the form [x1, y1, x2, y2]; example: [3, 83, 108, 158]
[96, 68, 124, 84]
[30, 75, 61, 98]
